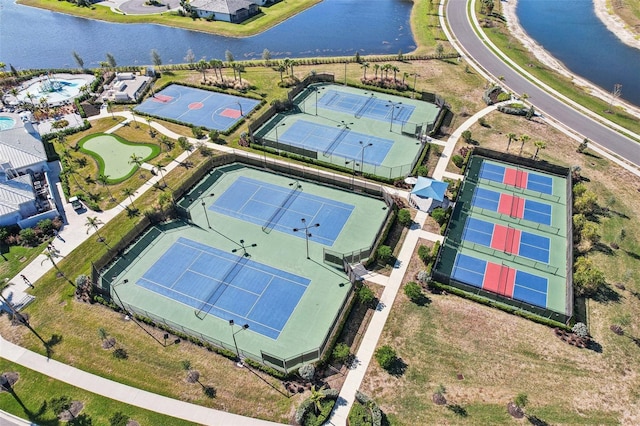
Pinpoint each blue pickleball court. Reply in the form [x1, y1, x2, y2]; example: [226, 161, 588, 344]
[135, 84, 260, 132]
[136, 237, 310, 339]
[209, 176, 354, 246]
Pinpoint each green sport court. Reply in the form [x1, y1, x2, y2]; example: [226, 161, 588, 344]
[104, 164, 388, 370]
[433, 154, 572, 323]
[78, 133, 160, 182]
[253, 83, 441, 179]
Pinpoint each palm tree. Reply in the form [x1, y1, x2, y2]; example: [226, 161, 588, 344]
[373, 64, 380, 79]
[519, 134, 530, 155]
[129, 154, 143, 170]
[122, 188, 136, 211]
[533, 140, 547, 159]
[197, 59, 208, 81]
[128, 106, 138, 128]
[309, 386, 325, 415]
[236, 64, 245, 84]
[97, 174, 115, 202]
[361, 62, 370, 79]
[277, 64, 285, 82]
[282, 58, 292, 77]
[402, 72, 410, 85]
[146, 117, 153, 132]
[107, 100, 115, 119]
[159, 135, 172, 154]
[506, 132, 517, 151]
[41, 250, 61, 274]
[155, 164, 168, 188]
[391, 65, 400, 81]
[85, 216, 107, 246]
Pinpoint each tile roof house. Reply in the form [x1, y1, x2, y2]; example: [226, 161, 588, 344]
[189, 0, 260, 23]
[0, 114, 58, 228]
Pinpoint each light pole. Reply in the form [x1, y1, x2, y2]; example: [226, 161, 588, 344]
[236, 101, 243, 117]
[274, 122, 286, 154]
[199, 193, 215, 229]
[359, 141, 373, 175]
[229, 320, 249, 367]
[232, 239, 257, 257]
[293, 218, 320, 259]
[411, 73, 420, 98]
[386, 101, 402, 132]
[315, 87, 325, 115]
[345, 160, 358, 190]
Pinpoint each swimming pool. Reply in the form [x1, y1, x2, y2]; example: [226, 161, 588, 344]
[0, 116, 16, 131]
[17, 76, 89, 107]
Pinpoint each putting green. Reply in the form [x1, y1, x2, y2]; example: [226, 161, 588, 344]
[79, 133, 160, 183]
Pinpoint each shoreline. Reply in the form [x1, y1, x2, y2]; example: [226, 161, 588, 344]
[593, 0, 640, 51]
[502, 0, 640, 118]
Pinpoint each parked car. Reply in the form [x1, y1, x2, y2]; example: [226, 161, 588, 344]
[69, 196, 83, 211]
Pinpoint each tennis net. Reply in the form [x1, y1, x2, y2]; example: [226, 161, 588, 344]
[323, 126, 350, 156]
[194, 255, 249, 319]
[354, 95, 375, 119]
[262, 181, 302, 233]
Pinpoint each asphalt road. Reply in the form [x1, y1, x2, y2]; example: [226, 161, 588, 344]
[446, 0, 640, 167]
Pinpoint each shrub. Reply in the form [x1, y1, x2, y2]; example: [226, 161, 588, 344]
[397, 209, 412, 227]
[19, 228, 38, 246]
[417, 270, 430, 283]
[451, 154, 464, 168]
[404, 281, 423, 302]
[49, 395, 72, 416]
[299, 364, 315, 382]
[37, 218, 54, 235]
[461, 130, 472, 142]
[332, 343, 351, 364]
[497, 92, 511, 102]
[573, 257, 606, 297]
[113, 348, 128, 359]
[415, 165, 428, 177]
[109, 412, 130, 426]
[374, 345, 397, 371]
[376, 245, 393, 264]
[418, 245, 431, 263]
[357, 285, 375, 307]
[431, 207, 448, 225]
[572, 322, 589, 338]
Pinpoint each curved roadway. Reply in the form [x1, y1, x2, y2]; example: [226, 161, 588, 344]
[446, 0, 640, 167]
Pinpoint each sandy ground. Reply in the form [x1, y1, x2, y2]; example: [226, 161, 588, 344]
[593, 0, 640, 50]
[503, 0, 640, 118]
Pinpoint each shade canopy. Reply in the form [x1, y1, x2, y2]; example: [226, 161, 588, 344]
[410, 177, 448, 202]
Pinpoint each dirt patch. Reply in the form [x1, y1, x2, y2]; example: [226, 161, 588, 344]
[0, 372, 19, 391]
[58, 400, 84, 421]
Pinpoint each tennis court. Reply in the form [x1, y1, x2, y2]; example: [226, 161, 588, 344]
[471, 187, 553, 225]
[452, 253, 549, 308]
[479, 161, 554, 194]
[462, 217, 550, 263]
[136, 237, 308, 339]
[135, 84, 260, 132]
[274, 120, 393, 165]
[317, 89, 415, 123]
[209, 176, 354, 246]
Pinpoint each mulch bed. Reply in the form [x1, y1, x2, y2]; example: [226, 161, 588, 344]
[58, 401, 84, 421]
[0, 372, 19, 392]
[506, 401, 524, 419]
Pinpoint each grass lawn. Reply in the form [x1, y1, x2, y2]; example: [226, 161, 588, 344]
[606, 0, 640, 38]
[0, 241, 49, 283]
[18, 0, 322, 37]
[360, 110, 640, 424]
[0, 359, 195, 425]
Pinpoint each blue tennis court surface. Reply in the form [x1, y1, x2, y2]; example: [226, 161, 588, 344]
[135, 84, 260, 132]
[514, 270, 548, 307]
[522, 200, 552, 225]
[479, 162, 554, 194]
[462, 217, 550, 263]
[471, 188, 552, 226]
[317, 89, 415, 123]
[210, 176, 354, 246]
[136, 237, 309, 339]
[452, 253, 486, 288]
[278, 120, 393, 165]
[471, 187, 500, 211]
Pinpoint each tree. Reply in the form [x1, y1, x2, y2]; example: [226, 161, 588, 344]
[361, 61, 369, 79]
[105, 53, 117, 69]
[178, 136, 193, 151]
[155, 164, 168, 188]
[375, 345, 397, 371]
[525, 106, 535, 120]
[404, 281, 423, 302]
[72, 51, 84, 70]
[106, 100, 115, 119]
[122, 188, 136, 211]
[129, 154, 143, 170]
[277, 64, 286, 82]
[98, 327, 108, 342]
[356, 285, 375, 307]
[461, 130, 472, 143]
[373, 64, 380, 78]
[159, 135, 173, 153]
[49, 395, 72, 418]
[514, 393, 528, 410]
[262, 48, 272, 65]
[208, 129, 220, 143]
[573, 257, 606, 297]
[150, 49, 162, 70]
[85, 216, 106, 244]
[109, 412, 130, 426]
[377, 245, 393, 264]
[518, 134, 530, 155]
[577, 138, 589, 153]
[197, 59, 208, 81]
[225, 49, 234, 63]
[435, 43, 445, 57]
[574, 190, 598, 214]
[533, 140, 546, 159]
[397, 208, 412, 227]
[506, 132, 517, 151]
[184, 48, 196, 67]
[580, 222, 600, 247]
[128, 106, 139, 128]
[309, 385, 325, 415]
